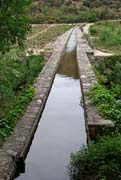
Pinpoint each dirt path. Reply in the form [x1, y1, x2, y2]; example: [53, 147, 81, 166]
[27, 24, 55, 41]
[83, 19, 121, 35]
[94, 49, 113, 56]
[82, 23, 94, 34]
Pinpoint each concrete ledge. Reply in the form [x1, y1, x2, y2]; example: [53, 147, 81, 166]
[76, 28, 114, 140]
[0, 29, 73, 180]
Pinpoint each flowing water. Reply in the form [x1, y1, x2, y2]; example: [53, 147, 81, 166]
[15, 30, 87, 180]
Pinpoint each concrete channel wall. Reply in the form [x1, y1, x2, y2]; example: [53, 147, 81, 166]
[0, 29, 73, 180]
[76, 28, 114, 139]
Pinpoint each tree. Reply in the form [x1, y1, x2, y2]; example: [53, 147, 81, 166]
[0, 0, 31, 53]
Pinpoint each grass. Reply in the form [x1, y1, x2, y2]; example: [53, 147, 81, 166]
[27, 24, 49, 38]
[89, 21, 121, 54]
[25, 24, 73, 49]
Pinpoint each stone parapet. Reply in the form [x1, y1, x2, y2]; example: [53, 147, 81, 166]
[0, 29, 73, 180]
[76, 28, 114, 140]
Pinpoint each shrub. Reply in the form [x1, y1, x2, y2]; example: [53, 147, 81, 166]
[0, 85, 34, 143]
[95, 56, 121, 93]
[0, 51, 44, 143]
[69, 135, 121, 180]
[0, 50, 44, 116]
[89, 84, 121, 123]
[88, 12, 97, 22]
[79, 12, 88, 22]
[90, 26, 98, 36]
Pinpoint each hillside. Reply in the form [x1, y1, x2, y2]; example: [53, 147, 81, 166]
[30, 0, 121, 23]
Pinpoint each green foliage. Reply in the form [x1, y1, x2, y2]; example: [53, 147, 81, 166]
[0, 49, 44, 110]
[69, 135, 121, 180]
[90, 26, 98, 36]
[89, 84, 121, 123]
[87, 12, 97, 22]
[0, 50, 44, 143]
[95, 56, 121, 96]
[90, 22, 121, 54]
[0, 0, 31, 53]
[79, 12, 88, 22]
[0, 49, 44, 119]
[0, 85, 34, 143]
[30, 0, 121, 23]
[29, 5, 80, 23]
[69, 55, 121, 180]
[89, 56, 121, 128]
[69, 19, 121, 180]
[0, 48, 23, 106]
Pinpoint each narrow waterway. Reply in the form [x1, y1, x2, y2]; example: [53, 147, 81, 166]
[15, 30, 87, 180]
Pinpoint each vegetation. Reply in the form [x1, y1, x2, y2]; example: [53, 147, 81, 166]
[89, 21, 121, 54]
[69, 56, 121, 179]
[90, 84, 121, 129]
[30, 0, 121, 23]
[26, 24, 73, 49]
[27, 24, 49, 38]
[90, 56, 121, 128]
[0, 1, 74, 144]
[1, 0, 121, 178]
[0, 50, 44, 144]
[0, 85, 34, 144]
[69, 135, 121, 180]
[0, 0, 31, 53]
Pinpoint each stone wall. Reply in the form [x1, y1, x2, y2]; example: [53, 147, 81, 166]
[0, 29, 73, 180]
[76, 28, 114, 140]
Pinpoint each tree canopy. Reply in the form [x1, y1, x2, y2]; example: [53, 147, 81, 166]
[0, 0, 31, 53]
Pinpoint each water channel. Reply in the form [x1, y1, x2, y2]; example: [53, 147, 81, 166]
[15, 30, 87, 180]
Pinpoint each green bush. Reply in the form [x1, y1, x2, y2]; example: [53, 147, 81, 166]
[0, 51, 44, 143]
[69, 135, 121, 180]
[0, 85, 34, 143]
[79, 12, 88, 22]
[90, 26, 98, 36]
[0, 50, 44, 116]
[89, 84, 121, 124]
[95, 56, 121, 94]
[88, 12, 97, 22]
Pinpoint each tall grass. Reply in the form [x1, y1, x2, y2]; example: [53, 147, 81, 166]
[90, 21, 121, 54]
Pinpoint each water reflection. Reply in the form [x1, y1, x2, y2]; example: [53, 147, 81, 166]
[15, 30, 87, 180]
[58, 50, 78, 79]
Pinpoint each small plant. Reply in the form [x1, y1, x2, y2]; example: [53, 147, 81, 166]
[69, 135, 121, 180]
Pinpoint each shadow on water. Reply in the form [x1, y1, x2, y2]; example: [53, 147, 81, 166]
[15, 30, 87, 180]
[58, 50, 78, 80]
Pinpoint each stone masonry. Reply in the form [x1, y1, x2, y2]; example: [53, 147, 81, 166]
[76, 28, 114, 139]
[0, 29, 73, 180]
[0, 27, 114, 180]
